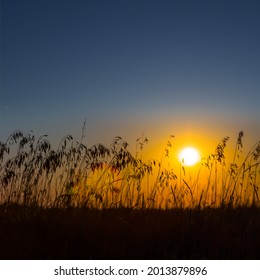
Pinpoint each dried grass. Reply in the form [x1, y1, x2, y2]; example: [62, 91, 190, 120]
[0, 127, 259, 209]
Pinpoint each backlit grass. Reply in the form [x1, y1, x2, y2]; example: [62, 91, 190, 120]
[0, 126, 259, 259]
[0, 126, 259, 209]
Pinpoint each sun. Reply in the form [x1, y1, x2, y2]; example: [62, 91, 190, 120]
[179, 147, 200, 166]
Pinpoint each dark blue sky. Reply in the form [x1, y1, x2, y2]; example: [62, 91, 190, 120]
[1, 0, 259, 153]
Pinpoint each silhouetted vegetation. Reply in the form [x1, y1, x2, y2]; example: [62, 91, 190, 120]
[0, 205, 259, 259]
[1, 127, 259, 209]
[0, 127, 259, 259]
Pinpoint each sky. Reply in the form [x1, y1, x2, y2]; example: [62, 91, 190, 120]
[1, 0, 260, 160]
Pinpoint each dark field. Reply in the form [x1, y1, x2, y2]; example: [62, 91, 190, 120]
[0, 205, 259, 260]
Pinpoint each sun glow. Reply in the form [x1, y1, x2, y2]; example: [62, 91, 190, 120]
[179, 147, 200, 166]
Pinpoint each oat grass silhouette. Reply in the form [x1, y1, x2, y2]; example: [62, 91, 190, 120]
[1, 127, 260, 259]
[0, 128, 259, 209]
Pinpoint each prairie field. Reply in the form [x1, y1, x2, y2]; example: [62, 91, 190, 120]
[0, 129, 259, 259]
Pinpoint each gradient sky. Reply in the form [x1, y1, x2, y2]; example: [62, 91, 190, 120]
[1, 0, 260, 158]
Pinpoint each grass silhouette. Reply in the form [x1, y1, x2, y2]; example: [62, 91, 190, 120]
[0, 127, 259, 259]
[0, 127, 259, 209]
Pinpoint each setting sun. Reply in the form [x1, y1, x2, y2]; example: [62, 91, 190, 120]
[179, 147, 200, 166]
